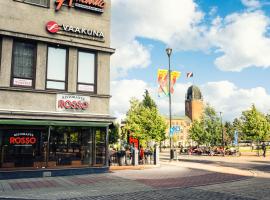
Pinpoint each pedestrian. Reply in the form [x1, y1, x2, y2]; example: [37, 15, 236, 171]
[262, 142, 266, 157]
[139, 145, 145, 164]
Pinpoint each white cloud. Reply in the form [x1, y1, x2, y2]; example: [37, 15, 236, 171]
[201, 81, 270, 121]
[111, 0, 206, 79]
[111, 40, 151, 79]
[209, 11, 270, 71]
[110, 79, 270, 122]
[110, 79, 149, 120]
[241, 0, 261, 9]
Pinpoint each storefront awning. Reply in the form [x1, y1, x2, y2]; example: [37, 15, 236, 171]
[0, 119, 111, 127]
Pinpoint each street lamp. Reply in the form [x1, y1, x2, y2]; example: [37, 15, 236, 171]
[219, 112, 225, 156]
[166, 48, 173, 161]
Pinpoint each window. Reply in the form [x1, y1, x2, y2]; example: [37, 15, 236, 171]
[77, 51, 96, 93]
[0, 38, 2, 71]
[12, 41, 36, 87]
[46, 46, 67, 90]
[15, 0, 49, 7]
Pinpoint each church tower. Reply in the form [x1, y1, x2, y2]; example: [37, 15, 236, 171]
[185, 85, 203, 121]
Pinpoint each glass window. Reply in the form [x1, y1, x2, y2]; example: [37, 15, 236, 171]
[48, 127, 94, 167]
[46, 47, 67, 90]
[15, 0, 49, 7]
[77, 51, 95, 92]
[95, 128, 106, 166]
[0, 38, 2, 71]
[12, 41, 36, 87]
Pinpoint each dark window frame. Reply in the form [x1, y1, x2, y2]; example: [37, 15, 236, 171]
[0, 37, 2, 72]
[13, 0, 50, 8]
[46, 45, 68, 91]
[11, 39, 37, 89]
[77, 50, 97, 94]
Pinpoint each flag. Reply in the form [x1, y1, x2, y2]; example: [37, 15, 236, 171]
[157, 69, 169, 96]
[170, 71, 181, 94]
[157, 69, 181, 96]
[186, 72, 193, 78]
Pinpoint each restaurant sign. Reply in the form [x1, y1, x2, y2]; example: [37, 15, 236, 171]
[56, 94, 90, 112]
[55, 0, 105, 13]
[9, 133, 37, 146]
[46, 21, 104, 41]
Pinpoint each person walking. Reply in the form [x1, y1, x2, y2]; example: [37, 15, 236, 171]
[262, 142, 266, 157]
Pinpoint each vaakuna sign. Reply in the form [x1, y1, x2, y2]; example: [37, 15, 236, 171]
[55, 0, 105, 13]
[46, 21, 104, 41]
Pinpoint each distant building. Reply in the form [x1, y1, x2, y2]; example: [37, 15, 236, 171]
[164, 85, 204, 147]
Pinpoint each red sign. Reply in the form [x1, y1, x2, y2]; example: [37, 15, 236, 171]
[55, 0, 105, 13]
[46, 21, 60, 34]
[58, 100, 88, 110]
[129, 137, 139, 149]
[10, 137, 37, 145]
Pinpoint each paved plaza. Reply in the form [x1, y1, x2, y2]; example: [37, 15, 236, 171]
[0, 153, 270, 200]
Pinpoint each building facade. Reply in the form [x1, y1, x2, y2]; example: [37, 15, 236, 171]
[0, 0, 114, 173]
[164, 85, 203, 147]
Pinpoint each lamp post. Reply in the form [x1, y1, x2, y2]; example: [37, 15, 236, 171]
[166, 48, 173, 161]
[219, 112, 225, 156]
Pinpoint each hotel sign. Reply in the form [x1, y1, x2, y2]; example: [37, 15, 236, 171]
[55, 0, 105, 13]
[46, 21, 104, 41]
[56, 94, 90, 112]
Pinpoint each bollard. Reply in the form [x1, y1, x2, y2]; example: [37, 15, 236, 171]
[132, 148, 139, 166]
[154, 145, 159, 165]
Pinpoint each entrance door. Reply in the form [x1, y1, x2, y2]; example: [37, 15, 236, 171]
[13, 145, 34, 167]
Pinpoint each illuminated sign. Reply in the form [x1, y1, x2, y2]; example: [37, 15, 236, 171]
[55, 0, 105, 13]
[56, 94, 90, 112]
[9, 133, 37, 145]
[46, 21, 104, 41]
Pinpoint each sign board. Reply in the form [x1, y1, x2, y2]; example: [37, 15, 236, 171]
[13, 78, 32, 87]
[9, 132, 37, 146]
[55, 0, 105, 13]
[46, 21, 104, 42]
[56, 94, 90, 112]
[169, 126, 181, 136]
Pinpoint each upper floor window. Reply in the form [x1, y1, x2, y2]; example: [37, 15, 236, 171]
[0, 38, 2, 72]
[46, 46, 67, 90]
[77, 51, 96, 93]
[15, 0, 49, 7]
[11, 41, 36, 88]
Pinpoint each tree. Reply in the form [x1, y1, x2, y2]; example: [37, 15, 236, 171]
[224, 121, 234, 145]
[142, 90, 157, 109]
[189, 104, 222, 146]
[240, 104, 270, 143]
[109, 122, 120, 145]
[125, 93, 167, 147]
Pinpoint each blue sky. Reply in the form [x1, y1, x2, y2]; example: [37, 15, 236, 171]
[110, 0, 270, 122]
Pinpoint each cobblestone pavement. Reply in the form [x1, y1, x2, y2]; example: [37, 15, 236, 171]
[0, 154, 270, 200]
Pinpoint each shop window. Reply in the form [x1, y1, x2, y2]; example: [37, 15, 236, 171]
[14, 0, 49, 7]
[0, 38, 2, 72]
[46, 46, 67, 90]
[11, 41, 36, 88]
[48, 127, 94, 167]
[77, 51, 96, 93]
[95, 128, 106, 166]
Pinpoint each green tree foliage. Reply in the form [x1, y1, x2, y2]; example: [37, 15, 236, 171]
[108, 122, 120, 145]
[240, 104, 270, 142]
[125, 92, 167, 146]
[189, 104, 222, 146]
[224, 121, 234, 145]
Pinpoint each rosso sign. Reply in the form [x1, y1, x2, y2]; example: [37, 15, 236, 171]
[10, 137, 37, 145]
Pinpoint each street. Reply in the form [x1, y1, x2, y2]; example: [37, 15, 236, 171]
[1, 151, 270, 200]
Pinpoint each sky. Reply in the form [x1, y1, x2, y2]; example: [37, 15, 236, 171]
[109, 0, 270, 122]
